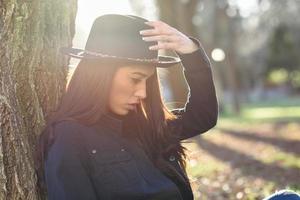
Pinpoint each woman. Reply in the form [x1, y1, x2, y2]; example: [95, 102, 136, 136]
[35, 14, 218, 200]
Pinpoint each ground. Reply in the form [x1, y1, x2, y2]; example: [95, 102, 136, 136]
[184, 98, 300, 200]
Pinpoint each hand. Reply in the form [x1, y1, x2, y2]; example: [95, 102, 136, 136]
[139, 21, 199, 54]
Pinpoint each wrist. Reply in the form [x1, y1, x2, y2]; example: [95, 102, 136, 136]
[176, 37, 200, 55]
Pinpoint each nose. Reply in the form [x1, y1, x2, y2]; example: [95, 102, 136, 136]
[134, 82, 147, 100]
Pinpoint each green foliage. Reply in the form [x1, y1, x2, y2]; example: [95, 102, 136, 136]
[267, 68, 288, 85]
[266, 24, 299, 74]
[265, 23, 300, 90]
[291, 71, 300, 88]
[266, 68, 300, 89]
[287, 185, 300, 194]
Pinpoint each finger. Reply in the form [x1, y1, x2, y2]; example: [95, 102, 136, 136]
[140, 21, 174, 36]
[139, 28, 173, 36]
[149, 41, 177, 50]
[144, 20, 168, 28]
[139, 29, 157, 36]
[142, 35, 178, 43]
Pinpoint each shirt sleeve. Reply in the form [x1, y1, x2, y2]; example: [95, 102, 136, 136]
[167, 37, 218, 140]
[44, 121, 98, 200]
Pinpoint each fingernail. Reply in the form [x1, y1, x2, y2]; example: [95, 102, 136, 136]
[139, 30, 145, 34]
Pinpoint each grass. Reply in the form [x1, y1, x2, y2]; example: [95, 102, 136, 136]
[184, 97, 300, 199]
[186, 155, 227, 177]
[219, 97, 300, 125]
[263, 151, 300, 169]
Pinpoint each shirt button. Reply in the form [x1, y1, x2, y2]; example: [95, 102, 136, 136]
[169, 155, 176, 162]
[91, 149, 97, 154]
[121, 148, 125, 152]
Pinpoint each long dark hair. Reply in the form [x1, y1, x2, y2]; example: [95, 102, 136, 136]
[34, 59, 189, 194]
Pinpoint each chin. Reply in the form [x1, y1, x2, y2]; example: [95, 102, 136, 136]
[115, 109, 129, 116]
[110, 106, 131, 116]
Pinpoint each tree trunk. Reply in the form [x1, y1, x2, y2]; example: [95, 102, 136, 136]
[226, 12, 241, 114]
[0, 1, 77, 199]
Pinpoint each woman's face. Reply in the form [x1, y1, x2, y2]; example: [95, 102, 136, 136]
[108, 64, 156, 115]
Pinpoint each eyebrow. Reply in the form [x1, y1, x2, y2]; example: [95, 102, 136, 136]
[132, 72, 148, 78]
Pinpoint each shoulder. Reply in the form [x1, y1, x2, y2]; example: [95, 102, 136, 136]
[52, 120, 92, 144]
[53, 120, 110, 135]
[54, 120, 88, 131]
[52, 120, 118, 148]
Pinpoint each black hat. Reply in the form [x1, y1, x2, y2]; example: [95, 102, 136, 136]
[61, 14, 181, 68]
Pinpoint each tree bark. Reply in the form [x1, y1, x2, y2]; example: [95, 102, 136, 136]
[0, 1, 77, 199]
[225, 10, 241, 114]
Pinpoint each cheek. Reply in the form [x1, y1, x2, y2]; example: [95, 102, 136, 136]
[109, 78, 134, 104]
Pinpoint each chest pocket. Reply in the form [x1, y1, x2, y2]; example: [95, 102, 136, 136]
[90, 148, 142, 191]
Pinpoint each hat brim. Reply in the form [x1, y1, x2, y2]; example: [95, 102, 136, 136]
[60, 47, 181, 68]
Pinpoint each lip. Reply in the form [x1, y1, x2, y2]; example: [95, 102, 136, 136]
[126, 104, 137, 110]
[128, 102, 139, 104]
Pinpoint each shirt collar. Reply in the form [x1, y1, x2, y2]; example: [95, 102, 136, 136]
[96, 112, 124, 135]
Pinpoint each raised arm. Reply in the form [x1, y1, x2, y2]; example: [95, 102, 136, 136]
[140, 21, 218, 140]
[171, 38, 218, 140]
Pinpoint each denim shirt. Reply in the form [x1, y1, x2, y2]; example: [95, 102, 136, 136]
[44, 38, 218, 200]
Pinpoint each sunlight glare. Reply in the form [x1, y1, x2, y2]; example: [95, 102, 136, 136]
[211, 48, 225, 62]
[74, 0, 133, 48]
[70, 0, 133, 67]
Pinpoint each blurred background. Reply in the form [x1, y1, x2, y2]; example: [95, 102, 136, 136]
[70, 0, 300, 199]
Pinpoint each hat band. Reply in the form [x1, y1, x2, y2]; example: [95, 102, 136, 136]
[83, 50, 160, 63]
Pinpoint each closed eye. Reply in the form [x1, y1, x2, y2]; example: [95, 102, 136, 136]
[131, 78, 142, 84]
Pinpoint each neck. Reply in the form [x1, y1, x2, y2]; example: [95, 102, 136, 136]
[105, 110, 126, 121]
